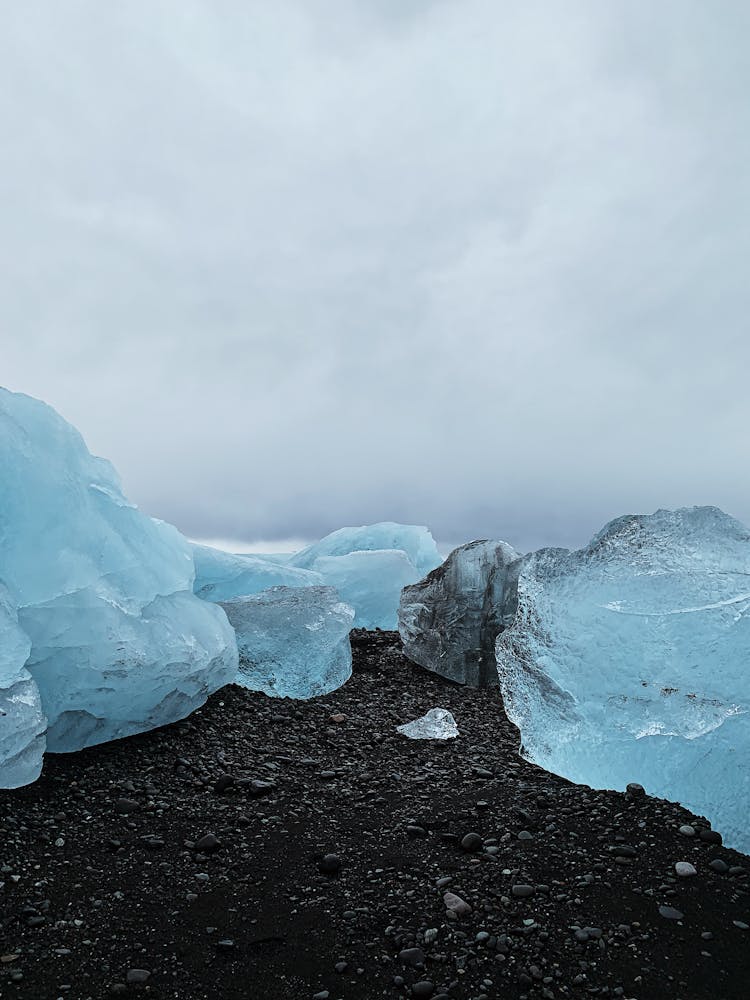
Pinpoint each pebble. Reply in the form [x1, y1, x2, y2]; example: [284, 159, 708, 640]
[679, 824, 695, 837]
[398, 947, 425, 967]
[319, 854, 341, 875]
[443, 891, 472, 915]
[125, 969, 151, 984]
[194, 833, 221, 853]
[114, 798, 139, 815]
[675, 862, 697, 877]
[412, 982, 435, 998]
[512, 884, 535, 898]
[658, 905, 684, 921]
[709, 859, 729, 874]
[460, 832, 483, 852]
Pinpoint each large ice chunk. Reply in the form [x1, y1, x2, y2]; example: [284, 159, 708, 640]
[399, 540, 522, 686]
[220, 586, 354, 698]
[313, 549, 424, 630]
[0, 585, 46, 786]
[290, 522, 442, 576]
[192, 542, 322, 602]
[0, 388, 238, 779]
[496, 507, 750, 853]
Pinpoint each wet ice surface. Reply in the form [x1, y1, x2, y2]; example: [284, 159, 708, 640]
[220, 586, 354, 698]
[496, 507, 750, 853]
[397, 707, 459, 740]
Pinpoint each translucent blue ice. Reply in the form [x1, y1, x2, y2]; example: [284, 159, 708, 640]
[286, 523, 441, 629]
[313, 549, 425, 630]
[0, 585, 46, 786]
[496, 507, 750, 853]
[0, 388, 238, 783]
[192, 542, 323, 602]
[290, 522, 442, 577]
[220, 586, 354, 698]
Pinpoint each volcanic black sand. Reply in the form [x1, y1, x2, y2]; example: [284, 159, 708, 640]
[1, 632, 748, 1000]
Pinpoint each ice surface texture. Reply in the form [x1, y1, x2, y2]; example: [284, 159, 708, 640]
[195, 524, 441, 630]
[0, 388, 238, 785]
[397, 708, 459, 740]
[313, 549, 424, 630]
[399, 540, 522, 686]
[192, 543, 322, 602]
[290, 522, 442, 577]
[0, 585, 46, 786]
[220, 587, 354, 698]
[496, 507, 750, 853]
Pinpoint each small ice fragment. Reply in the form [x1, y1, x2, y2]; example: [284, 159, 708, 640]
[397, 708, 458, 740]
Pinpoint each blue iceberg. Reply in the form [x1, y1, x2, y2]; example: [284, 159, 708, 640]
[220, 586, 354, 698]
[496, 507, 750, 853]
[290, 522, 441, 577]
[192, 542, 323, 602]
[289, 523, 442, 629]
[313, 549, 425, 630]
[0, 388, 238, 785]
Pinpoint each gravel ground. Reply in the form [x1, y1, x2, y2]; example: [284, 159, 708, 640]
[1, 630, 748, 1000]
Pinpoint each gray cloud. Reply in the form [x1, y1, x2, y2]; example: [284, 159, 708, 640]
[2, 0, 749, 553]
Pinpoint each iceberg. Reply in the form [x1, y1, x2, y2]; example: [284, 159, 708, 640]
[496, 507, 750, 853]
[286, 523, 441, 629]
[290, 522, 442, 577]
[313, 549, 424, 630]
[399, 540, 522, 686]
[220, 586, 354, 698]
[0, 387, 238, 783]
[0, 585, 46, 786]
[192, 542, 322, 602]
[397, 707, 459, 740]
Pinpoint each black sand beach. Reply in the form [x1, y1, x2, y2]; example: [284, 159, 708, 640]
[1, 631, 748, 1000]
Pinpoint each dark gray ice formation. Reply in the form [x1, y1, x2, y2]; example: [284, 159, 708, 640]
[398, 539, 523, 686]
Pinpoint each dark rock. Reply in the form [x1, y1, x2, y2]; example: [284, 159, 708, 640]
[319, 854, 341, 875]
[460, 832, 483, 852]
[194, 833, 221, 853]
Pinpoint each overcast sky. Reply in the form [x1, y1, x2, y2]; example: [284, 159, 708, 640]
[2, 1, 749, 553]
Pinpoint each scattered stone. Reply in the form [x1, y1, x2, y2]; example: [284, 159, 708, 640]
[443, 891, 472, 915]
[125, 969, 151, 984]
[460, 832, 483, 852]
[658, 906, 685, 921]
[675, 862, 697, 877]
[194, 833, 221, 853]
[319, 854, 341, 875]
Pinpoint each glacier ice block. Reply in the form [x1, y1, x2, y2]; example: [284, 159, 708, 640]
[290, 522, 442, 577]
[313, 549, 424, 630]
[496, 507, 750, 853]
[220, 586, 354, 698]
[0, 585, 46, 786]
[0, 387, 238, 782]
[192, 542, 323, 602]
[399, 540, 522, 686]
